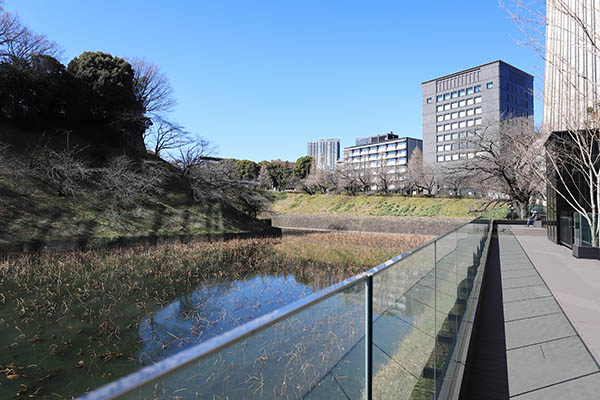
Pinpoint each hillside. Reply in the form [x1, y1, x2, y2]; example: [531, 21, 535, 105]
[0, 124, 266, 247]
[271, 193, 507, 219]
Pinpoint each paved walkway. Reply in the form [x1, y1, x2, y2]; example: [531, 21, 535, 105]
[497, 226, 600, 399]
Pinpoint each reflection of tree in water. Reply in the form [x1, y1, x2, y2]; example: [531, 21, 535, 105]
[138, 275, 314, 363]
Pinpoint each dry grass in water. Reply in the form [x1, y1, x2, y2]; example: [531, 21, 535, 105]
[0, 232, 430, 398]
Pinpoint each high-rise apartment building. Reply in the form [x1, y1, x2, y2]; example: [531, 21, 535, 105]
[421, 60, 534, 168]
[307, 138, 340, 170]
[544, 0, 600, 132]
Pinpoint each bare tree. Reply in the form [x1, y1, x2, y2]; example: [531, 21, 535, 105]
[257, 163, 272, 190]
[300, 163, 333, 194]
[355, 161, 374, 193]
[460, 117, 544, 216]
[174, 137, 213, 179]
[98, 156, 168, 212]
[437, 168, 472, 196]
[0, 5, 61, 62]
[544, 121, 600, 245]
[130, 57, 176, 115]
[26, 134, 93, 198]
[405, 147, 437, 195]
[334, 161, 360, 195]
[144, 117, 193, 157]
[374, 159, 394, 195]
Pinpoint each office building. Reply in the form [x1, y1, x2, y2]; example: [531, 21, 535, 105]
[342, 132, 422, 190]
[421, 60, 534, 168]
[307, 138, 340, 170]
[544, 0, 600, 133]
[544, 0, 600, 251]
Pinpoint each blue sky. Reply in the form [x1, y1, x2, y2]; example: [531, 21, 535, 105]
[6, 1, 544, 162]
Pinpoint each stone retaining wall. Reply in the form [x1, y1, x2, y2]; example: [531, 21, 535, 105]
[271, 214, 470, 237]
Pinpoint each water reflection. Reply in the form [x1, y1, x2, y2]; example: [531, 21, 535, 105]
[138, 275, 314, 363]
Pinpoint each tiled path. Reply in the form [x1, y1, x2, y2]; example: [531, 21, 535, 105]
[498, 226, 600, 399]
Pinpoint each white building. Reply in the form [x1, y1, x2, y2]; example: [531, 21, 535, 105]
[342, 133, 422, 190]
[307, 138, 340, 170]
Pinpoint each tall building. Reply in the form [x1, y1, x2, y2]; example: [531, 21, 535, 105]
[307, 138, 340, 170]
[342, 132, 422, 190]
[421, 60, 534, 168]
[543, 0, 600, 247]
[544, 0, 600, 132]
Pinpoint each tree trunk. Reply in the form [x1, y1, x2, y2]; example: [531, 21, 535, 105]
[516, 202, 528, 219]
[592, 213, 598, 247]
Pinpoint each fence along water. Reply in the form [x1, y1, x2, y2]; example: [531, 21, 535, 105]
[79, 216, 493, 400]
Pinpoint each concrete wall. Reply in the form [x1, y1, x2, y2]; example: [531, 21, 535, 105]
[271, 214, 469, 236]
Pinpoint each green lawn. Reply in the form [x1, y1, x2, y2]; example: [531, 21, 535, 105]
[271, 193, 507, 219]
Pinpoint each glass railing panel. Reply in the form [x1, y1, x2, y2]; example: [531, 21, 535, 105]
[371, 243, 437, 400]
[120, 281, 366, 400]
[434, 229, 459, 397]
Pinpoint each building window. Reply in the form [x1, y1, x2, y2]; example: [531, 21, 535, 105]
[444, 134, 451, 141]
[467, 109, 474, 116]
[444, 103, 451, 111]
[451, 91, 458, 99]
[445, 155, 451, 161]
[437, 145, 444, 152]
[475, 107, 482, 114]
[451, 112, 458, 119]
[437, 135, 444, 142]
[397, 142, 406, 149]
[467, 119, 474, 127]
[437, 105, 444, 112]
[474, 96, 482, 104]
[444, 124, 451, 131]
[459, 89, 465, 97]
[459, 131, 467, 138]
[452, 154, 459, 161]
[444, 93, 450, 100]
[451, 122, 458, 129]
[459, 99, 466, 107]
[486, 82, 493, 89]
[467, 87, 474, 95]
[444, 114, 451, 121]
[437, 155, 444, 162]
[437, 95, 443, 102]
[459, 121, 466, 128]
[451, 132, 459, 140]
[475, 118, 482, 125]
[437, 115, 444, 122]
[427, 97, 432, 103]
[444, 144, 451, 151]
[467, 153, 475, 159]
[459, 110, 466, 118]
[459, 142, 466, 149]
[474, 85, 481, 92]
[467, 98, 474, 106]
[451, 101, 458, 109]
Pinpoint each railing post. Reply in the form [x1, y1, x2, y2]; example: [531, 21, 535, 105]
[365, 275, 373, 400]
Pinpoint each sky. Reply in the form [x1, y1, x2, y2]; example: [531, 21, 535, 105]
[6, 1, 545, 162]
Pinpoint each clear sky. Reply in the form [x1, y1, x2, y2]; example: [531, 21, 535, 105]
[6, 1, 544, 162]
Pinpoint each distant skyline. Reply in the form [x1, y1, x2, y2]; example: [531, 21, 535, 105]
[7, 1, 545, 162]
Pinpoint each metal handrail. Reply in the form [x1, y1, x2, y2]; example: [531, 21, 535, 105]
[79, 216, 483, 400]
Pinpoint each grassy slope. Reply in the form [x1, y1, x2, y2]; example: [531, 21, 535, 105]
[0, 124, 264, 245]
[271, 193, 507, 219]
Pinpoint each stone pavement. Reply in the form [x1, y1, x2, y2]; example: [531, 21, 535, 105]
[497, 226, 600, 399]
